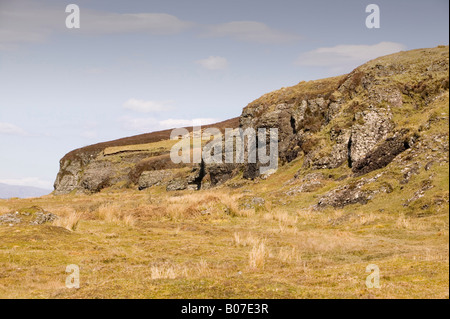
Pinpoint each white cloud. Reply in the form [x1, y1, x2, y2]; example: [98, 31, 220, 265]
[296, 42, 407, 69]
[0, 122, 27, 136]
[121, 117, 218, 133]
[196, 56, 228, 70]
[0, 177, 53, 189]
[82, 12, 193, 35]
[205, 21, 301, 44]
[1, 2, 300, 49]
[123, 99, 174, 113]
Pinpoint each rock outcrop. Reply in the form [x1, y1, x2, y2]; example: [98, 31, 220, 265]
[0, 206, 58, 226]
[239, 46, 448, 180]
[54, 118, 239, 194]
[54, 46, 449, 201]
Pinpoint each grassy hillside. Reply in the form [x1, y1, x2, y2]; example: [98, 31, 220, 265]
[0, 46, 448, 298]
[0, 170, 447, 298]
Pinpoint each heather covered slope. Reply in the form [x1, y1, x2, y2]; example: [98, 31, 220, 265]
[61, 117, 240, 163]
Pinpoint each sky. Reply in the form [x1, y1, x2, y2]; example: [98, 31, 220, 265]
[0, 0, 448, 190]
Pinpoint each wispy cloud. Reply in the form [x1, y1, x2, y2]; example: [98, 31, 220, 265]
[196, 56, 228, 70]
[121, 117, 218, 133]
[123, 99, 174, 113]
[0, 122, 27, 136]
[1, 2, 300, 50]
[204, 21, 301, 44]
[0, 1, 59, 49]
[82, 12, 193, 35]
[295, 42, 407, 72]
[0, 1, 193, 50]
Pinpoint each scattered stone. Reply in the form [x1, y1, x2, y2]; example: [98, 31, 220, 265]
[286, 180, 323, 195]
[403, 179, 435, 207]
[315, 173, 384, 209]
[30, 211, 58, 225]
[286, 172, 327, 195]
[239, 197, 266, 210]
[0, 212, 21, 225]
[400, 164, 420, 184]
[0, 207, 58, 226]
[425, 161, 435, 171]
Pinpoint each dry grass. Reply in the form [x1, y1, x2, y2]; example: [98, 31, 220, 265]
[295, 230, 361, 254]
[122, 214, 136, 227]
[396, 214, 411, 229]
[233, 232, 262, 247]
[0, 46, 446, 299]
[52, 211, 83, 231]
[395, 214, 431, 231]
[249, 242, 268, 270]
[277, 247, 300, 264]
[96, 203, 136, 226]
[150, 264, 179, 280]
[358, 213, 379, 226]
[0, 186, 448, 298]
[148, 259, 213, 281]
[196, 259, 212, 277]
[0, 205, 10, 215]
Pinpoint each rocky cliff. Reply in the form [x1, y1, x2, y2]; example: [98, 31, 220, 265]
[54, 118, 240, 194]
[54, 45, 449, 208]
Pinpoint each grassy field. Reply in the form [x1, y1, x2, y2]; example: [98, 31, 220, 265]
[0, 161, 447, 298]
[1, 46, 448, 299]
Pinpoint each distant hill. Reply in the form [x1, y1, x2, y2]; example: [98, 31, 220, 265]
[0, 183, 51, 199]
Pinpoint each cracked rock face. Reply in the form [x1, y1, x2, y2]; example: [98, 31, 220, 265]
[138, 170, 174, 190]
[53, 159, 83, 195]
[240, 97, 333, 177]
[349, 108, 394, 166]
[166, 178, 188, 191]
[80, 161, 115, 193]
[352, 130, 414, 176]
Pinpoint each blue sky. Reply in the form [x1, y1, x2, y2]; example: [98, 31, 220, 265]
[0, 0, 448, 189]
